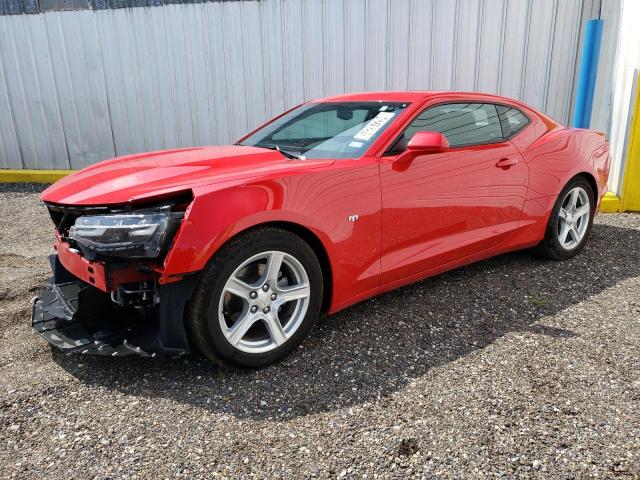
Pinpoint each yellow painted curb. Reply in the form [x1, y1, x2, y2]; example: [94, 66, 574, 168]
[0, 169, 75, 184]
[599, 192, 621, 212]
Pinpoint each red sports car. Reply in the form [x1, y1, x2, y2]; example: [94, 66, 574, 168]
[34, 91, 610, 367]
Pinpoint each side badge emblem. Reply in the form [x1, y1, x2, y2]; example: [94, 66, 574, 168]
[348, 214, 359, 222]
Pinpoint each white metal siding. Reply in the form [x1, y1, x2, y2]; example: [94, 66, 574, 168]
[0, 0, 588, 169]
[600, 0, 640, 194]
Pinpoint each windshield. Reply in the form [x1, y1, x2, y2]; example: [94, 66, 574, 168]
[239, 102, 410, 159]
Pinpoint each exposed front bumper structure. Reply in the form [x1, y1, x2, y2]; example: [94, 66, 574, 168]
[32, 255, 199, 357]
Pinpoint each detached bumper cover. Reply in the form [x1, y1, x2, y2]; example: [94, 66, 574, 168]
[32, 282, 154, 356]
[31, 254, 199, 357]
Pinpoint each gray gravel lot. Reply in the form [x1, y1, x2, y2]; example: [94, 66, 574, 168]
[1, 183, 639, 479]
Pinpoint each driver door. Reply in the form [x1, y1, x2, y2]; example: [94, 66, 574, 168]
[379, 102, 528, 285]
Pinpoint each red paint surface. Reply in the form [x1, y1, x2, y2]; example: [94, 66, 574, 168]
[42, 92, 611, 312]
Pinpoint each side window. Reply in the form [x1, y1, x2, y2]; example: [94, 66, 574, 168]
[497, 105, 529, 138]
[272, 108, 369, 141]
[388, 103, 503, 153]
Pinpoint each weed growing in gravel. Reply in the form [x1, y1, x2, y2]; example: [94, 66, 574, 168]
[528, 291, 547, 308]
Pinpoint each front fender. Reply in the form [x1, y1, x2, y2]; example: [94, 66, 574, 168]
[160, 159, 383, 313]
[163, 183, 336, 276]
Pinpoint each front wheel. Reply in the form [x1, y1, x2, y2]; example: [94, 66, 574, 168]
[186, 228, 323, 368]
[536, 177, 595, 260]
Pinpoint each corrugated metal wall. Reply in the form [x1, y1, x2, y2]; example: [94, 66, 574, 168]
[0, 0, 589, 170]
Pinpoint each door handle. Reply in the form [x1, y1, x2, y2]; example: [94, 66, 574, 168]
[495, 157, 518, 169]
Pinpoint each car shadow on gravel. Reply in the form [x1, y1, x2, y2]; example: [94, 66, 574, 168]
[52, 222, 640, 420]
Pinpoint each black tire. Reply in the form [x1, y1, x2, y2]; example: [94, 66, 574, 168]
[186, 227, 323, 368]
[536, 176, 596, 260]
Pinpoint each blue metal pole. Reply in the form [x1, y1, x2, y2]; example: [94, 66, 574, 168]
[573, 19, 604, 128]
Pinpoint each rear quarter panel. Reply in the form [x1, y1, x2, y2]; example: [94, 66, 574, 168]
[509, 126, 610, 246]
[516, 128, 609, 199]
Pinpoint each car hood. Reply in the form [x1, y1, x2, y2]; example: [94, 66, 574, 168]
[41, 145, 332, 205]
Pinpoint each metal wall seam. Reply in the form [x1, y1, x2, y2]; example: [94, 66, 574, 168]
[541, 0, 559, 116]
[544, 0, 583, 123]
[0, 32, 23, 169]
[522, 0, 557, 109]
[518, 0, 533, 102]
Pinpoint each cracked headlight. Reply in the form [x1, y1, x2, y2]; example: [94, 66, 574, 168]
[68, 209, 183, 259]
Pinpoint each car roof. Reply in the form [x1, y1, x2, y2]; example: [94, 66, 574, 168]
[313, 91, 525, 107]
[314, 91, 435, 103]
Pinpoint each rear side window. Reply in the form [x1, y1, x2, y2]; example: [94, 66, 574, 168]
[497, 105, 529, 138]
[388, 103, 503, 153]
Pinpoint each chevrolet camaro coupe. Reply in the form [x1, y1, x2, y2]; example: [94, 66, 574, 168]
[33, 91, 611, 367]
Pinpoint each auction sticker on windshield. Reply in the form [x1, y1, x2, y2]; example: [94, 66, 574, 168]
[353, 112, 395, 141]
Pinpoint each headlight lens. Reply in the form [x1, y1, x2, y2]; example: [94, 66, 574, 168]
[68, 209, 183, 259]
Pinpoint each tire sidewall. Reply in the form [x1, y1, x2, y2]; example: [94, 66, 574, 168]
[545, 177, 596, 259]
[198, 230, 323, 368]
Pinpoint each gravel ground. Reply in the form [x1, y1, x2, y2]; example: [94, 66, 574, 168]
[1, 183, 639, 479]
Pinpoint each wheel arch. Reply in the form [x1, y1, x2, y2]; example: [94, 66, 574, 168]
[548, 172, 598, 222]
[211, 220, 334, 313]
[533, 171, 598, 260]
[575, 171, 599, 201]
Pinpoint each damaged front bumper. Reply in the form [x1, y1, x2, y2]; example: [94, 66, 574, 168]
[31, 255, 199, 357]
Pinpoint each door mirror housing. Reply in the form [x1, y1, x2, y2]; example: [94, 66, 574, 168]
[407, 131, 449, 154]
[392, 131, 449, 170]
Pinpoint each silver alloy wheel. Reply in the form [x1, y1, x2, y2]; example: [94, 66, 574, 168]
[557, 186, 591, 250]
[218, 251, 311, 354]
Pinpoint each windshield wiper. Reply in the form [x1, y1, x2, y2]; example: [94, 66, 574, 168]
[253, 144, 305, 160]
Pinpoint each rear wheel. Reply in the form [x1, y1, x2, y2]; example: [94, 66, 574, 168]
[186, 228, 323, 368]
[536, 177, 595, 260]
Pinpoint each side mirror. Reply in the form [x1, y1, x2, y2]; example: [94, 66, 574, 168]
[393, 131, 449, 170]
[407, 131, 449, 154]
